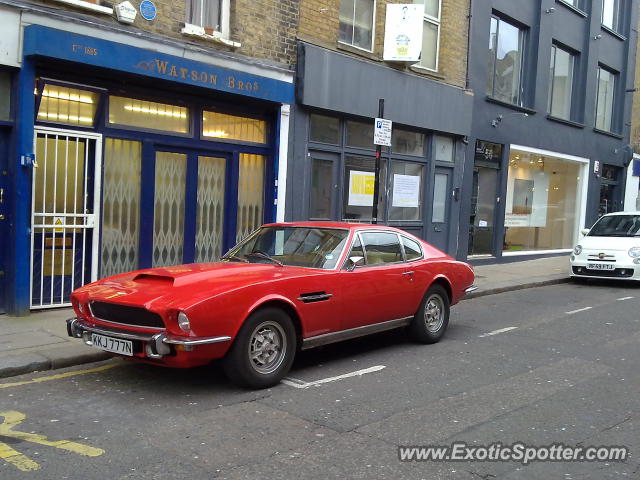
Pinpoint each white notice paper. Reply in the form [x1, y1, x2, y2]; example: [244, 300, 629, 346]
[392, 174, 420, 208]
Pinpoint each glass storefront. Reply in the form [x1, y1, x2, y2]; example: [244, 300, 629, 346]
[504, 148, 585, 252]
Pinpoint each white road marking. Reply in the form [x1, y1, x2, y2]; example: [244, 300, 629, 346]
[565, 307, 592, 315]
[478, 327, 518, 338]
[282, 365, 386, 389]
[617, 296, 634, 301]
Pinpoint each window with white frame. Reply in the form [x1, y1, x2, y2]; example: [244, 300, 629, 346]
[601, 0, 623, 33]
[339, 0, 375, 51]
[413, 0, 441, 71]
[186, 0, 229, 37]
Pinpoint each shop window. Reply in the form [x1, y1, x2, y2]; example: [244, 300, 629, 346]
[343, 155, 386, 221]
[548, 45, 575, 121]
[602, 0, 623, 33]
[310, 114, 341, 144]
[504, 150, 585, 251]
[109, 96, 189, 134]
[389, 161, 423, 221]
[434, 136, 454, 162]
[186, 0, 230, 38]
[392, 129, 424, 156]
[595, 66, 617, 132]
[37, 84, 99, 127]
[413, 0, 441, 71]
[339, 0, 375, 51]
[361, 232, 403, 265]
[237, 154, 265, 243]
[102, 139, 141, 278]
[0, 71, 10, 121]
[346, 120, 374, 149]
[487, 16, 526, 106]
[202, 111, 266, 144]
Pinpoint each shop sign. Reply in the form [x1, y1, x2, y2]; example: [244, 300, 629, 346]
[392, 174, 420, 208]
[383, 4, 424, 62]
[348, 171, 375, 206]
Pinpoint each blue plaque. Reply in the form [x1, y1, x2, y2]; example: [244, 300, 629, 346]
[139, 0, 157, 21]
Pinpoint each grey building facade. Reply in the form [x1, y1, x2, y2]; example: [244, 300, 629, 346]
[462, 0, 638, 261]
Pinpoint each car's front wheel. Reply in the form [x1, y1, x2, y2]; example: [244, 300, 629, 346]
[223, 307, 296, 389]
[407, 284, 450, 344]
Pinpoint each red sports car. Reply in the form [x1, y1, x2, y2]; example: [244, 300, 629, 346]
[67, 222, 476, 388]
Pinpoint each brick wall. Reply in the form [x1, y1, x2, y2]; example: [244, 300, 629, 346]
[35, 0, 299, 68]
[298, 0, 469, 89]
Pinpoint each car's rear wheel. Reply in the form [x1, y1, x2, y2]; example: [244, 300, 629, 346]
[407, 284, 450, 344]
[223, 307, 296, 389]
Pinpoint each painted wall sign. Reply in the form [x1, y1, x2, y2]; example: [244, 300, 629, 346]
[139, 0, 157, 21]
[23, 25, 294, 104]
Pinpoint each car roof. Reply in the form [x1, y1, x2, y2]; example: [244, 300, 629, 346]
[264, 221, 408, 233]
[601, 211, 640, 216]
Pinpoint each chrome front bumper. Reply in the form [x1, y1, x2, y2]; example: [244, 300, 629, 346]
[66, 317, 231, 359]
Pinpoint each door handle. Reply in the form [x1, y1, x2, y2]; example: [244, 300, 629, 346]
[0, 187, 3, 204]
[402, 271, 414, 276]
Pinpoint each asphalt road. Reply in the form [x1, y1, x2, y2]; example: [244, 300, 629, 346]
[1, 280, 639, 479]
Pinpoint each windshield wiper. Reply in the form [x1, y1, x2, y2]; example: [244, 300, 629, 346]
[246, 251, 284, 267]
[221, 254, 249, 263]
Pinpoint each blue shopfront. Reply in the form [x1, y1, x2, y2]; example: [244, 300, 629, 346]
[4, 25, 294, 315]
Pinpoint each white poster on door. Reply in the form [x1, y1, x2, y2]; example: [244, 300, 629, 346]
[348, 170, 375, 206]
[392, 174, 420, 208]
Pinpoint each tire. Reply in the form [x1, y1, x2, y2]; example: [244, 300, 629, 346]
[407, 284, 450, 344]
[223, 307, 296, 389]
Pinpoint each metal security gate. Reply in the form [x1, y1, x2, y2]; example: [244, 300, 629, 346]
[30, 127, 102, 308]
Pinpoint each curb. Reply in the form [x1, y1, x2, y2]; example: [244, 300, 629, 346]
[464, 277, 571, 300]
[0, 277, 573, 380]
[0, 348, 111, 379]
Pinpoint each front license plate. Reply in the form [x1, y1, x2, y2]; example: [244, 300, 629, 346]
[91, 333, 133, 356]
[586, 263, 615, 271]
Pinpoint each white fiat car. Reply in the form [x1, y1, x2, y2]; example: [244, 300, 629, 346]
[571, 212, 640, 281]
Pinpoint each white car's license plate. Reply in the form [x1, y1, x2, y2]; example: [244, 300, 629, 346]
[91, 333, 133, 356]
[586, 263, 615, 271]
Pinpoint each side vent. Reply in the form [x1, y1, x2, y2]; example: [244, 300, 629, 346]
[297, 291, 333, 303]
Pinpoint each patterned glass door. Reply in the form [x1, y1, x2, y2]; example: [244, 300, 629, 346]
[31, 127, 102, 308]
[196, 156, 226, 262]
[153, 151, 187, 267]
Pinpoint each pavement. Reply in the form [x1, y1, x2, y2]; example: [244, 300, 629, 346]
[0, 254, 571, 379]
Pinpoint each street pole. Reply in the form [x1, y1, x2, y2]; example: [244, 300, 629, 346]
[372, 98, 384, 224]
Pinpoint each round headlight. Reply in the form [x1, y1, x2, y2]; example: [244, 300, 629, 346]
[573, 245, 582, 255]
[177, 312, 191, 332]
[629, 247, 640, 258]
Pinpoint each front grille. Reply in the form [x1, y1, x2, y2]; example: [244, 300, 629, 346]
[587, 255, 616, 262]
[572, 266, 634, 278]
[89, 301, 165, 329]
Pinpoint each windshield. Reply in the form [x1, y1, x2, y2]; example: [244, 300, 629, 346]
[588, 215, 640, 237]
[224, 227, 349, 269]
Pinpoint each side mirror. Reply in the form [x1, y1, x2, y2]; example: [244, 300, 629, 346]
[580, 228, 590, 236]
[346, 256, 365, 272]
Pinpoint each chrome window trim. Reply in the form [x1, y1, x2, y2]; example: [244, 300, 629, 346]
[399, 234, 425, 262]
